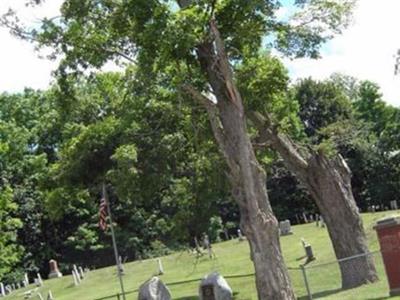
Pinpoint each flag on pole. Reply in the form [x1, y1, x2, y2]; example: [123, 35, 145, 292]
[99, 194, 108, 231]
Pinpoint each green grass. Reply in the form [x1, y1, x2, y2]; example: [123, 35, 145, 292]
[5, 211, 400, 300]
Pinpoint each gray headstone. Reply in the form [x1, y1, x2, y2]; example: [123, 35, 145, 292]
[199, 272, 232, 300]
[138, 277, 171, 300]
[279, 220, 292, 236]
[390, 200, 398, 210]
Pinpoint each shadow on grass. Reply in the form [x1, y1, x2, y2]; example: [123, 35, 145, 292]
[174, 291, 241, 300]
[166, 272, 255, 287]
[298, 288, 342, 300]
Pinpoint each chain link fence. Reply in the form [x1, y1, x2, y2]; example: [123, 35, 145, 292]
[295, 250, 389, 300]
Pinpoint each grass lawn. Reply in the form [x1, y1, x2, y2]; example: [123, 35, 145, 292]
[4, 211, 400, 300]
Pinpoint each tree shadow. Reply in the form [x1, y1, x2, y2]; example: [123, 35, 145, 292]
[297, 288, 342, 300]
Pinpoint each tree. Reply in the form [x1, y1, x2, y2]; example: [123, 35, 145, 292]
[245, 73, 377, 288]
[7, 0, 356, 298]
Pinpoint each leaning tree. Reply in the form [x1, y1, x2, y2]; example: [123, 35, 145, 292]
[3, 0, 360, 298]
[236, 59, 378, 289]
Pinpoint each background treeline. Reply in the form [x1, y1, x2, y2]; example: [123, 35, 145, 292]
[0, 71, 399, 283]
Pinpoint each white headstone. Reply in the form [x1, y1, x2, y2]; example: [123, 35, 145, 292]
[47, 290, 54, 300]
[237, 229, 245, 241]
[24, 273, 29, 286]
[319, 215, 325, 227]
[390, 200, 398, 210]
[37, 273, 43, 286]
[199, 272, 232, 300]
[78, 266, 85, 279]
[0, 282, 5, 296]
[138, 277, 171, 300]
[5, 285, 12, 294]
[72, 270, 79, 286]
[73, 265, 80, 281]
[157, 258, 164, 275]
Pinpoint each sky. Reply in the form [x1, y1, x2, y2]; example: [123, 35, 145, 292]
[0, 0, 399, 107]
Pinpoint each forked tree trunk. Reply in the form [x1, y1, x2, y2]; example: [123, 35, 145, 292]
[251, 112, 378, 289]
[183, 20, 296, 300]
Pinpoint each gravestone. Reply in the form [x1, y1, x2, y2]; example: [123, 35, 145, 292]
[78, 266, 85, 279]
[48, 259, 63, 279]
[203, 234, 213, 258]
[390, 200, 398, 210]
[315, 214, 319, 226]
[319, 215, 325, 227]
[138, 277, 171, 300]
[5, 285, 12, 294]
[24, 273, 29, 286]
[72, 270, 79, 286]
[309, 214, 314, 222]
[279, 220, 292, 236]
[157, 258, 164, 275]
[302, 212, 308, 223]
[0, 282, 5, 296]
[17, 283, 21, 289]
[37, 273, 43, 286]
[199, 272, 232, 300]
[237, 229, 245, 241]
[73, 265, 81, 283]
[305, 244, 315, 262]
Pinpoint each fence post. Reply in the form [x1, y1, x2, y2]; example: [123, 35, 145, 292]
[300, 264, 313, 300]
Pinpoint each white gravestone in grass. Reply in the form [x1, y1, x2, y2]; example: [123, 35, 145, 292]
[78, 266, 85, 279]
[157, 258, 164, 275]
[37, 274, 43, 286]
[73, 265, 81, 282]
[138, 277, 171, 300]
[0, 282, 5, 297]
[199, 272, 232, 300]
[72, 270, 79, 286]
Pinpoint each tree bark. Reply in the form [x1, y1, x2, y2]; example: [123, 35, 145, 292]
[183, 20, 296, 299]
[251, 112, 378, 289]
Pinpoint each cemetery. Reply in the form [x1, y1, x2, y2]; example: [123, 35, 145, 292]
[0, 1, 399, 299]
[0, 211, 399, 299]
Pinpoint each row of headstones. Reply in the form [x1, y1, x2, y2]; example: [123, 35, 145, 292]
[0, 272, 35, 297]
[368, 200, 398, 212]
[138, 272, 232, 300]
[0, 274, 54, 299]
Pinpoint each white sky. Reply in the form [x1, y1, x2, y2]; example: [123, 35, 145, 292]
[0, 0, 399, 107]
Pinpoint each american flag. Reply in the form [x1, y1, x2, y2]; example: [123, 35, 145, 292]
[99, 195, 108, 231]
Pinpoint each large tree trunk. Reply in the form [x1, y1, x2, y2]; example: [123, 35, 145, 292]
[305, 154, 378, 288]
[251, 112, 378, 289]
[183, 20, 296, 300]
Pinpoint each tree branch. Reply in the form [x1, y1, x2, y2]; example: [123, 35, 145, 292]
[249, 111, 309, 173]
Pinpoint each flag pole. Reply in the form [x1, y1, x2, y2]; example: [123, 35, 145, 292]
[103, 183, 126, 300]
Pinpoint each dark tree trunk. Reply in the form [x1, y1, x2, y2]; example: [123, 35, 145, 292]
[251, 112, 378, 289]
[183, 20, 296, 300]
